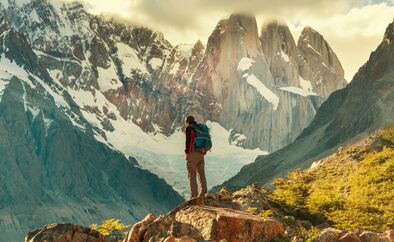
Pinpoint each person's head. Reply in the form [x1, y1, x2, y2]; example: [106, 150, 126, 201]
[184, 115, 196, 127]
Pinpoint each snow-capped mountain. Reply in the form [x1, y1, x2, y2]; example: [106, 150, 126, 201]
[0, 0, 348, 239]
[0, 13, 183, 242]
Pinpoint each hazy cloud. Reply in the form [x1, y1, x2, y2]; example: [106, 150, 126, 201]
[78, 0, 394, 81]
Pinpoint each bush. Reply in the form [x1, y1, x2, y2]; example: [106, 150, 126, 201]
[90, 218, 129, 236]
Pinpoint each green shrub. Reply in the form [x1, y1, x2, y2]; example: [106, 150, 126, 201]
[90, 218, 129, 236]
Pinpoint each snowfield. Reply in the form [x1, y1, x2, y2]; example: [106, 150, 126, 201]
[246, 74, 279, 110]
[51, 72, 267, 197]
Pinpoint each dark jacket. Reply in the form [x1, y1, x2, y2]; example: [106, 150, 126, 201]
[185, 125, 196, 154]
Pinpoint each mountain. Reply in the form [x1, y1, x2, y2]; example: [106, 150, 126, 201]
[0, 0, 347, 196]
[217, 18, 394, 191]
[193, 17, 347, 152]
[0, 14, 183, 242]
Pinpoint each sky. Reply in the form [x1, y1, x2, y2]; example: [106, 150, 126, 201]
[78, 0, 394, 81]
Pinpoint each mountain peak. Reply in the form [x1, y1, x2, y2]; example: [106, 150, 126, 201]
[383, 18, 394, 43]
[298, 25, 345, 78]
[192, 39, 204, 56]
[206, 13, 261, 59]
[260, 19, 298, 63]
[228, 13, 256, 23]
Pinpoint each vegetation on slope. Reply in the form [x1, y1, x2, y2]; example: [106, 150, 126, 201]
[270, 124, 394, 232]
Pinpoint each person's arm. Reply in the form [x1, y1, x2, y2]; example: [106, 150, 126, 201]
[185, 126, 191, 154]
[185, 127, 195, 154]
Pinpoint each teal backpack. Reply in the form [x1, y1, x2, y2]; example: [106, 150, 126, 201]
[193, 123, 212, 152]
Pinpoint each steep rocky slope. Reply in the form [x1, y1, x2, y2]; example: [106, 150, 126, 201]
[0, 16, 183, 242]
[218, 18, 394, 191]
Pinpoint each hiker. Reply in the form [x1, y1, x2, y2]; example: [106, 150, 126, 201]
[184, 115, 211, 199]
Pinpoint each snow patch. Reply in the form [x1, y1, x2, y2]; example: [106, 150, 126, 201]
[280, 86, 317, 97]
[3, 59, 71, 110]
[0, 54, 29, 81]
[42, 113, 53, 136]
[246, 74, 279, 110]
[237, 57, 254, 72]
[231, 133, 247, 146]
[280, 50, 290, 62]
[176, 44, 193, 59]
[97, 64, 123, 92]
[28, 106, 40, 120]
[307, 44, 321, 56]
[29, 9, 41, 23]
[0, 54, 29, 102]
[299, 76, 313, 92]
[169, 62, 179, 75]
[21, 81, 27, 111]
[116, 43, 148, 76]
[0, 79, 9, 103]
[152, 123, 162, 133]
[280, 76, 317, 97]
[148, 58, 163, 70]
[14, 0, 31, 7]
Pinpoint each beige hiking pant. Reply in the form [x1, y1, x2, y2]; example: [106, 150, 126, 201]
[186, 150, 207, 198]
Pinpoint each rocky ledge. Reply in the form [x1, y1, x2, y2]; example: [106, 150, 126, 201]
[25, 185, 394, 242]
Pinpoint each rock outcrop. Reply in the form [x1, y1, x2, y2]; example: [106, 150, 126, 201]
[298, 26, 347, 106]
[123, 189, 286, 242]
[120, 184, 393, 242]
[25, 184, 393, 242]
[25, 223, 107, 242]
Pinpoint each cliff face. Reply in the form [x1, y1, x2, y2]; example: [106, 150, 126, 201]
[190, 17, 346, 151]
[297, 27, 347, 106]
[218, 18, 394, 192]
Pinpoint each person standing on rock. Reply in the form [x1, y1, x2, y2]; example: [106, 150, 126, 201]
[184, 115, 210, 199]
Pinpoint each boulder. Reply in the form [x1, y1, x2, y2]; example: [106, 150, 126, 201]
[123, 214, 157, 242]
[359, 231, 388, 242]
[163, 236, 197, 242]
[386, 230, 394, 241]
[339, 232, 361, 242]
[160, 205, 284, 242]
[315, 227, 343, 242]
[24, 223, 107, 242]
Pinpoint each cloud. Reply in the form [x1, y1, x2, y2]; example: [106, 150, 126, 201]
[76, 0, 394, 81]
[288, 3, 394, 80]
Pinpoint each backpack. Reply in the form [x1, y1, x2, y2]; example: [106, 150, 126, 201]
[192, 123, 212, 152]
